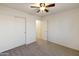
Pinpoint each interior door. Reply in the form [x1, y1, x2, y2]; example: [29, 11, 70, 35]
[0, 15, 26, 52]
[14, 16, 26, 46]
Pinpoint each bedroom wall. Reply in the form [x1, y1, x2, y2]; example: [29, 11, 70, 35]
[26, 15, 40, 44]
[43, 8, 79, 50]
[0, 6, 40, 53]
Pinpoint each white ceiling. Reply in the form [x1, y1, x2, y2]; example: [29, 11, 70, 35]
[0, 3, 79, 17]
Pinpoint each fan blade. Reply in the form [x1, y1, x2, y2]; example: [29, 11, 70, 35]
[37, 10, 40, 13]
[45, 9, 49, 12]
[46, 3, 55, 7]
[31, 6, 39, 8]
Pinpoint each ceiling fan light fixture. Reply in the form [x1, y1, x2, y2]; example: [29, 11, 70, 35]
[40, 7, 45, 11]
[30, 3, 55, 13]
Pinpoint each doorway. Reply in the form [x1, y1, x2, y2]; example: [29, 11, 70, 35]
[36, 19, 48, 42]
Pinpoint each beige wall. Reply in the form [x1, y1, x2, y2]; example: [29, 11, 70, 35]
[43, 8, 79, 50]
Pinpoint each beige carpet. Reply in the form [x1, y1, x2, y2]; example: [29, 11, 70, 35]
[2, 40, 79, 56]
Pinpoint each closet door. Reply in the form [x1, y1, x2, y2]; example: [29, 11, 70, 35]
[14, 16, 26, 46]
[0, 15, 25, 52]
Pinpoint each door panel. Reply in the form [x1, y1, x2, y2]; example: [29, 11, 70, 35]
[0, 15, 25, 52]
[14, 17, 25, 45]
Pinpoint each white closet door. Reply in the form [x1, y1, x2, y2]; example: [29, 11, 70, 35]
[14, 16, 25, 46]
[0, 15, 25, 53]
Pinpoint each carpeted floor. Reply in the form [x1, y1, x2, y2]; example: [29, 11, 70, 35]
[2, 40, 79, 56]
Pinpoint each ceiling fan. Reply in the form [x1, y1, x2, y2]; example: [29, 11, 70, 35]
[30, 3, 55, 13]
